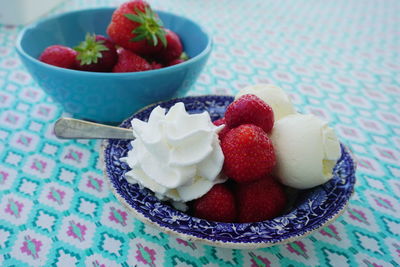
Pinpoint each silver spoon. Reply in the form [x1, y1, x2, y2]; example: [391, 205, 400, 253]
[54, 118, 135, 140]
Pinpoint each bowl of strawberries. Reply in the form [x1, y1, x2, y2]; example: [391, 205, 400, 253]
[16, 0, 212, 123]
[102, 85, 356, 249]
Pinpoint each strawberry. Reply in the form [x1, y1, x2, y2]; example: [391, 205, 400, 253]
[157, 29, 183, 63]
[236, 176, 287, 223]
[221, 124, 276, 183]
[213, 118, 225, 127]
[106, 0, 167, 55]
[225, 94, 274, 134]
[112, 48, 152, 72]
[150, 61, 163, 70]
[192, 183, 237, 222]
[74, 34, 118, 72]
[39, 45, 77, 69]
[168, 58, 185, 66]
[213, 117, 230, 140]
[167, 52, 189, 66]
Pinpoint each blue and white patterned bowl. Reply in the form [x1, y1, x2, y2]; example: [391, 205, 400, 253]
[102, 95, 356, 249]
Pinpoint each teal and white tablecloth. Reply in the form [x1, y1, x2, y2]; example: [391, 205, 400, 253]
[1, 0, 399, 266]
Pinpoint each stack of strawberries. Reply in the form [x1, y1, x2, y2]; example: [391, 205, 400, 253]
[39, 0, 187, 72]
[190, 94, 288, 223]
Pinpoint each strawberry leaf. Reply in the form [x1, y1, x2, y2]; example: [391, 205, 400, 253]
[74, 33, 109, 66]
[124, 6, 167, 47]
[130, 35, 146, 42]
[124, 13, 144, 23]
[179, 52, 189, 60]
[156, 29, 167, 47]
[151, 34, 158, 46]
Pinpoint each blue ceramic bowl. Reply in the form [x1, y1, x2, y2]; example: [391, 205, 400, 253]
[102, 95, 356, 249]
[16, 7, 212, 123]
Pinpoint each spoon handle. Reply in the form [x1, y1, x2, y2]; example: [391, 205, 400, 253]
[54, 118, 135, 140]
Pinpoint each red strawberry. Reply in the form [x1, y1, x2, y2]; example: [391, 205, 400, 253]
[112, 48, 152, 72]
[157, 29, 183, 63]
[74, 34, 118, 72]
[39, 45, 77, 69]
[168, 58, 185, 66]
[167, 52, 189, 66]
[236, 176, 287, 223]
[213, 117, 230, 140]
[225, 94, 274, 133]
[213, 118, 225, 126]
[106, 0, 166, 55]
[150, 61, 163, 70]
[193, 183, 237, 222]
[221, 124, 276, 183]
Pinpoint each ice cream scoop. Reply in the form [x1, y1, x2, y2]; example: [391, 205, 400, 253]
[121, 102, 225, 203]
[235, 84, 296, 121]
[270, 114, 341, 189]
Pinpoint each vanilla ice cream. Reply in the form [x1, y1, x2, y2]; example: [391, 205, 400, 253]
[235, 84, 296, 121]
[270, 114, 341, 189]
[121, 102, 225, 203]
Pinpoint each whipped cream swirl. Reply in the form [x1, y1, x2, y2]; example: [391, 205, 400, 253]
[122, 102, 225, 202]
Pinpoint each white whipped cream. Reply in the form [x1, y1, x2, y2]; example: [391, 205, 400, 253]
[270, 114, 341, 189]
[121, 102, 225, 203]
[236, 84, 296, 121]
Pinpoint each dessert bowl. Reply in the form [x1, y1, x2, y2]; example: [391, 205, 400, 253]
[15, 7, 212, 124]
[102, 95, 356, 249]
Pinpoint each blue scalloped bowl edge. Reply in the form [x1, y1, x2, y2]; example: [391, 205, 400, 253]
[102, 95, 356, 248]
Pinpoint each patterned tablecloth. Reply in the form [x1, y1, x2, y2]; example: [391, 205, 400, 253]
[1, 0, 399, 266]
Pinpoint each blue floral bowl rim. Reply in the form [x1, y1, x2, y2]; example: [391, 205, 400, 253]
[101, 95, 357, 249]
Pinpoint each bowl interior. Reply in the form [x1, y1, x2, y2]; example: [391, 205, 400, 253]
[19, 8, 210, 60]
[103, 95, 356, 248]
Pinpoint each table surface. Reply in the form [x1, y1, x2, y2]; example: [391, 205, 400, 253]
[1, 0, 400, 266]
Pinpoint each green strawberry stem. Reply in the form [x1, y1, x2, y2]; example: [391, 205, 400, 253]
[179, 52, 189, 60]
[124, 7, 167, 47]
[74, 33, 109, 65]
